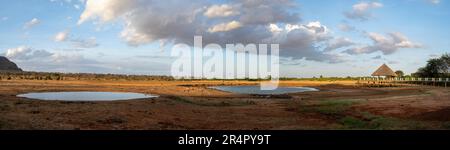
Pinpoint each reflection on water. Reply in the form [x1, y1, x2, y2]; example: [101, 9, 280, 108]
[210, 86, 319, 95]
[17, 92, 157, 101]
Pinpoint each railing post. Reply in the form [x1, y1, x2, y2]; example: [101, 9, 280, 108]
[446, 78, 448, 88]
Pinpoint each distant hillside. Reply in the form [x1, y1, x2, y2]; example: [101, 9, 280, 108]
[0, 56, 22, 72]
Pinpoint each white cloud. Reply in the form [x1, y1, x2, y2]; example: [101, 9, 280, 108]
[1, 17, 8, 21]
[268, 24, 283, 33]
[50, 0, 85, 6]
[238, 0, 300, 25]
[324, 37, 355, 51]
[77, 0, 345, 63]
[428, 0, 440, 4]
[53, 30, 99, 48]
[3, 45, 168, 74]
[208, 21, 242, 33]
[78, 0, 136, 24]
[5, 46, 53, 60]
[344, 2, 383, 21]
[338, 23, 355, 32]
[344, 32, 422, 55]
[70, 37, 99, 48]
[301, 21, 329, 35]
[204, 4, 239, 18]
[54, 31, 70, 42]
[3, 45, 105, 73]
[23, 18, 41, 29]
[267, 21, 344, 63]
[5, 46, 31, 59]
[77, 0, 300, 45]
[119, 21, 154, 46]
[353, 2, 382, 12]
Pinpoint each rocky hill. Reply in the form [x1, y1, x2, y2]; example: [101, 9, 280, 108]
[0, 56, 22, 71]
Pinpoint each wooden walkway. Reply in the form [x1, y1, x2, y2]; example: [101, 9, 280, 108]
[357, 77, 450, 88]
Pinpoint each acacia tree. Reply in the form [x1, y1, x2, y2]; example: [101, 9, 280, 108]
[395, 70, 404, 77]
[441, 53, 450, 75]
[413, 53, 450, 78]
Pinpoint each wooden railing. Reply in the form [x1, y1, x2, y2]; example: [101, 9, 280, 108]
[357, 77, 450, 87]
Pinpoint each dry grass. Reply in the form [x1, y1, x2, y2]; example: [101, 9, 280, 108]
[0, 79, 449, 130]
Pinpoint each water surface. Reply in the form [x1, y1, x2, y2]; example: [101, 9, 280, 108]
[17, 92, 157, 101]
[210, 86, 319, 95]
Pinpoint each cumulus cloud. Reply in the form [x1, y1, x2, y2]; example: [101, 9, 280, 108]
[77, 0, 300, 44]
[208, 21, 242, 33]
[344, 2, 383, 21]
[237, 0, 300, 25]
[204, 4, 239, 18]
[23, 18, 41, 29]
[5, 46, 53, 60]
[51, 52, 97, 64]
[324, 37, 355, 52]
[3, 45, 171, 74]
[267, 22, 345, 63]
[344, 32, 422, 55]
[3, 46, 106, 73]
[4, 46, 95, 64]
[268, 24, 283, 33]
[54, 30, 99, 48]
[77, 0, 345, 63]
[78, 0, 136, 24]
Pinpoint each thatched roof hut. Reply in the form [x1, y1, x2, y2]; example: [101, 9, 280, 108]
[372, 64, 397, 77]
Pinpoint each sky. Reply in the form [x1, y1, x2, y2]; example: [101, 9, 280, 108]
[0, 0, 449, 77]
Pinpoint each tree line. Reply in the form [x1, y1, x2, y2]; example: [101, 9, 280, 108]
[412, 53, 450, 78]
[0, 71, 174, 81]
[2, 53, 448, 81]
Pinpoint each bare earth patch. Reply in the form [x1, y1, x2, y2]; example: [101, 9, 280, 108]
[0, 80, 449, 130]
